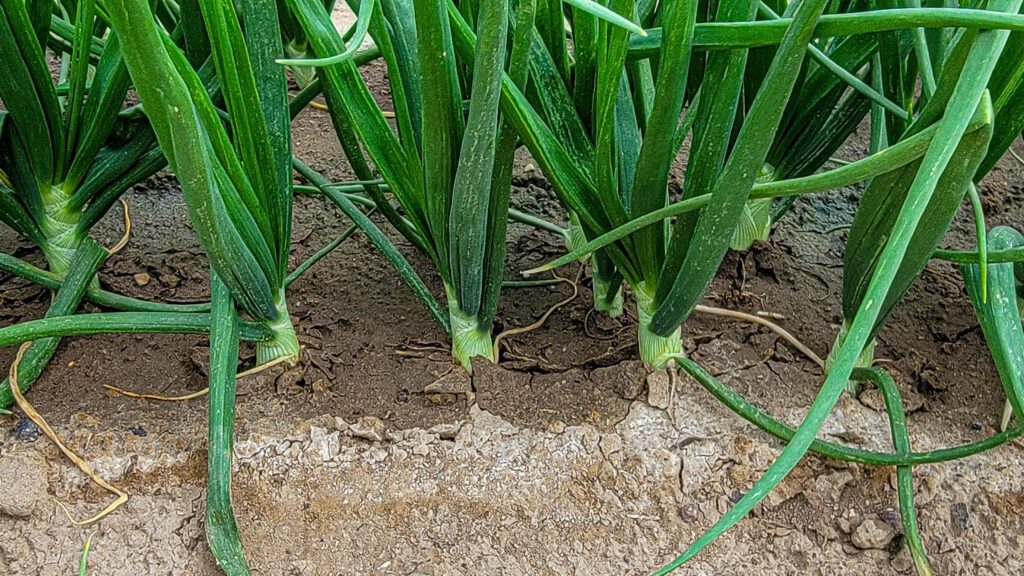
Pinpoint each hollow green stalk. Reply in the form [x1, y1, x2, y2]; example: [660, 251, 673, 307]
[628, 8, 1024, 56]
[0, 313, 272, 347]
[529, 116, 966, 274]
[205, 272, 251, 575]
[873, 368, 934, 575]
[824, 320, 877, 394]
[678, 357, 1024, 466]
[0, 252, 211, 313]
[0, 237, 106, 407]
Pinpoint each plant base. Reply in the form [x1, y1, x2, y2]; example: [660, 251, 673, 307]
[40, 187, 97, 289]
[593, 274, 624, 318]
[255, 297, 300, 366]
[447, 296, 495, 373]
[730, 198, 773, 252]
[636, 289, 683, 370]
[285, 41, 316, 89]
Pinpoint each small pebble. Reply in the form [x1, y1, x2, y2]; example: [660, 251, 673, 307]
[160, 274, 181, 288]
[851, 517, 896, 550]
[129, 425, 148, 437]
[679, 504, 700, 523]
[730, 490, 744, 503]
[969, 421, 984, 431]
[12, 417, 41, 442]
[881, 508, 900, 529]
[133, 272, 151, 286]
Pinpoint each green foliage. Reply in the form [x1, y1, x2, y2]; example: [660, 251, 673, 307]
[286, 0, 530, 370]
[0, 0, 168, 404]
[107, 0, 299, 363]
[5, 2, 1024, 574]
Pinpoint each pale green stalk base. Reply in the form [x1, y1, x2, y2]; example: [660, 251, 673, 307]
[285, 41, 316, 89]
[567, 213, 624, 317]
[255, 295, 300, 366]
[564, 211, 588, 256]
[730, 165, 777, 252]
[826, 320, 876, 394]
[636, 289, 683, 370]
[592, 267, 624, 318]
[730, 197, 773, 252]
[446, 290, 495, 373]
[40, 186, 94, 288]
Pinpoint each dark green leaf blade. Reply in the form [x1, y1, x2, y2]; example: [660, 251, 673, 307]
[450, 0, 508, 316]
[205, 272, 252, 576]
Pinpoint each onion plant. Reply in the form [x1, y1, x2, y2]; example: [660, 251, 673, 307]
[525, 1, 653, 318]
[108, 0, 299, 366]
[478, 0, 835, 368]
[281, 0, 519, 370]
[508, 2, 1024, 573]
[106, 0, 302, 570]
[834, 11, 1024, 384]
[0, 0, 174, 406]
[730, 0, 875, 250]
[283, 0, 622, 370]
[653, 4, 1021, 573]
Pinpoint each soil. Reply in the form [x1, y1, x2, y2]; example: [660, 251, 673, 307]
[3, 10, 1024, 576]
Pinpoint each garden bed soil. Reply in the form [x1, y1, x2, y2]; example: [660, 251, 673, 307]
[2, 13, 1024, 576]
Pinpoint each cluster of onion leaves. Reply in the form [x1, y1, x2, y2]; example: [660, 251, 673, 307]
[475, 1, 1024, 370]
[835, 3, 1024, 383]
[0, 0, 384, 568]
[101, 0, 311, 569]
[454, 0, 700, 369]
[0, 0, 215, 408]
[508, 1, 1024, 573]
[281, 0, 639, 371]
[524, 0, 655, 319]
[658, 2, 1024, 572]
[503, 0, 869, 369]
[728, 0, 878, 250]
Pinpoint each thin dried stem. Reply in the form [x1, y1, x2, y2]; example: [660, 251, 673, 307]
[695, 304, 825, 368]
[493, 268, 582, 359]
[107, 199, 133, 256]
[9, 343, 128, 525]
[103, 354, 294, 402]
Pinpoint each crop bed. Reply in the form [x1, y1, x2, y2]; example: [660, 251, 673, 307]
[2, 62, 1024, 572]
[3, 2, 1024, 575]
